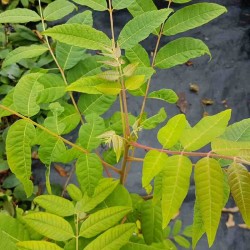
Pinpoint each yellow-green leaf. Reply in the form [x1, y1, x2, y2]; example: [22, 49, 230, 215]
[162, 155, 192, 227]
[180, 110, 231, 151]
[80, 206, 132, 238]
[228, 163, 250, 226]
[125, 75, 145, 90]
[112, 0, 135, 10]
[194, 158, 224, 246]
[72, 0, 107, 11]
[76, 153, 103, 196]
[142, 150, 168, 188]
[34, 195, 75, 217]
[24, 212, 74, 241]
[6, 120, 36, 197]
[157, 114, 187, 149]
[16, 241, 63, 250]
[148, 89, 178, 104]
[84, 223, 135, 250]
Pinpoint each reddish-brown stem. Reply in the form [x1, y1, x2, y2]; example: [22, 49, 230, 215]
[130, 141, 250, 165]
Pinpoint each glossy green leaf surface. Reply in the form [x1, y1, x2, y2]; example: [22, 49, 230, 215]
[180, 110, 231, 151]
[43, 0, 76, 21]
[141, 200, 163, 245]
[76, 153, 103, 196]
[72, 0, 107, 11]
[148, 89, 178, 104]
[162, 155, 192, 227]
[0, 8, 40, 23]
[24, 212, 74, 241]
[34, 195, 75, 217]
[163, 3, 227, 36]
[142, 150, 168, 188]
[2, 45, 48, 68]
[78, 113, 105, 151]
[228, 163, 250, 226]
[118, 9, 173, 49]
[80, 206, 132, 238]
[44, 24, 111, 50]
[157, 114, 187, 149]
[194, 157, 224, 246]
[16, 241, 63, 250]
[84, 223, 135, 250]
[155, 37, 211, 69]
[6, 120, 35, 197]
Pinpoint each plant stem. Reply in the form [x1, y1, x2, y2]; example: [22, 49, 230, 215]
[75, 213, 79, 250]
[38, 0, 84, 124]
[130, 141, 250, 165]
[61, 164, 75, 197]
[0, 105, 121, 174]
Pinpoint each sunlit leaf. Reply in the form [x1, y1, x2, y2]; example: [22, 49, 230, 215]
[180, 110, 231, 151]
[84, 223, 135, 250]
[72, 0, 107, 11]
[24, 212, 74, 241]
[148, 89, 178, 104]
[141, 108, 167, 130]
[194, 157, 224, 246]
[228, 163, 250, 226]
[34, 195, 75, 217]
[80, 206, 132, 238]
[16, 241, 63, 250]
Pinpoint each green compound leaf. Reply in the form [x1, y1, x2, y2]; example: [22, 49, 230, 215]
[6, 120, 36, 197]
[67, 10, 93, 26]
[128, 0, 157, 17]
[142, 150, 168, 188]
[141, 200, 163, 245]
[180, 109, 231, 151]
[126, 44, 150, 67]
[192, 200, 205, 249]
[112, 0, 135, 10]
[34, 195, 75, 217]
[78, 94, 116, 116]
[67, 75, 119, 95]
[194, 157, 224, 247]
[163, 3, 227, 36]
[84, 223, 135, 250]
[154, 37, 211, 69]
[38, 137, 67, 165]
[56, 43, 85, 71]
[44, 24, 111, 50]
[76, 153, 103, 196]
[141, 108, 167, 130]
[43, 0, 76, 21]
[125, 75, 145, 90]
[80, 206, 132, 238]
[76, 179, 119, 213]
[72, 0, 107, 11]
[118, 9, 173, 49]
[0, 213, 30, 241]
[161, 156, 192, 228]
[148, 89, 178, 104]
[157, 114, 187, 149]
[16, 241, 63, 250]
[13, 73, 44, 117]
[36, 74, 66, 104]
[228, 163, 250, 226]
[23, 212, 74, 241]
[78, 113, 105, 151]
[2, 45, 48, 68]
[66, 184, 83, 202]
[0, 8, 40, 23]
